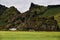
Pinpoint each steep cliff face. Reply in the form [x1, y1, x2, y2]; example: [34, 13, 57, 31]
[0, 6, 21, 30]
[0, 3, 59, 31]
[0, 4, 8, 15]
[29, 3, 47, 16]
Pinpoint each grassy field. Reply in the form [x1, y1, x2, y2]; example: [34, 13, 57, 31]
[0, 31, 60, 40]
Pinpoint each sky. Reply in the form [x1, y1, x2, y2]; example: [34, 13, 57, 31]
[0, 0, 60, 13]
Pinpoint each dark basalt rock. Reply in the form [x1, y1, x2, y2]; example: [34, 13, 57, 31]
[0, 4, 8, 15]
[48, 5, 60, 8]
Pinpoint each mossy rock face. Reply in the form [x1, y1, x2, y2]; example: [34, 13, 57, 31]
[0, 3, 60, 31]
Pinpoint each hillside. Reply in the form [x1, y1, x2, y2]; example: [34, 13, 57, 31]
[42, 5, 60, 28]
[43, 5, 60, 16]
[0, 3, 60, 31]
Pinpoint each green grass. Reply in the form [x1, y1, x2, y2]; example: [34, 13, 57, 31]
[43, 7, 60, 17]
[0, 31, 60, 40]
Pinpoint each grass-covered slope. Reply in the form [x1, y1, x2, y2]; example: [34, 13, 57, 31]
[42, 5, 60, 28]
[43, 6, 60, 16]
